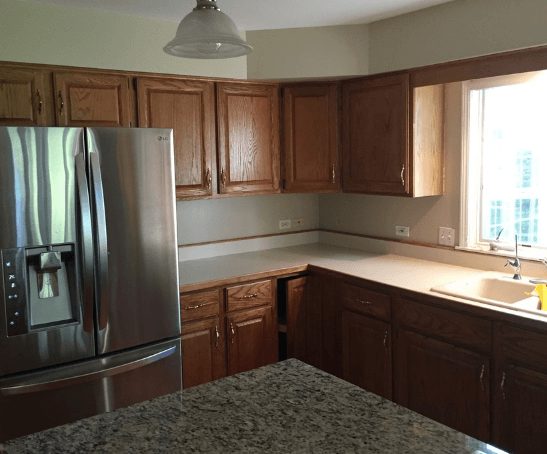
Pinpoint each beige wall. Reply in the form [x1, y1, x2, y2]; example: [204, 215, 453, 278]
[246, 24, 369, 79]
[368, 0, 547, 74]
[0, 0, 247, 78]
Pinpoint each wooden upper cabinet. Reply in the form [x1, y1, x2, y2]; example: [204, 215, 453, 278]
[53, 71, 132, 127]
[137, 77, 216, 199]
[342, 73, 444, 197]
[0, 66, 54, 126]
[282, 83, 340, 193]
[342, 73, 409, 195]
[216, 82, 280, 195]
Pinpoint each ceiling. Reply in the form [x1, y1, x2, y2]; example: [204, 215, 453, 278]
[32, 0, 454, 30]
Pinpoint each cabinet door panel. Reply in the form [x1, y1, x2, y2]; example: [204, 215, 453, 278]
[227, 306, 276, 375]
[0, 66, 53, 126]
[283, 84, 339, 192]
[137, 78, 215, 199]
[286, 277, 308, 361]
[493, 365, 547, 454]
[395, 329, 490, 441]
[342, 309, 392, 399]
[217, 83, 280, 194]
[342, 74, 409, 195]
[181, 317, 226, 389]
[321, 277, 342, 378]
[54, 72, 132, 127]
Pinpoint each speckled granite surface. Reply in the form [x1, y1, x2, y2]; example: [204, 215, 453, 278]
[1, 359, 506, 454]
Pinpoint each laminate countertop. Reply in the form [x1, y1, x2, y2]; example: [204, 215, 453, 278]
[1, 359, 508, 454]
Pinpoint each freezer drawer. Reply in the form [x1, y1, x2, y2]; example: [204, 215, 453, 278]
[0, 338, 181, 443]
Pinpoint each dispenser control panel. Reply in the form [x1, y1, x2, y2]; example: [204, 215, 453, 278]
[2, 248, 28, 336]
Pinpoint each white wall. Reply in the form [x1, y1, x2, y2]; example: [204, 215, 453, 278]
[246, 24, 369, 79]
[0, 0, 247, 78]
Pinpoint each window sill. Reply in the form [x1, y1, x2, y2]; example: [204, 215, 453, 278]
[456, 244, 547, 262]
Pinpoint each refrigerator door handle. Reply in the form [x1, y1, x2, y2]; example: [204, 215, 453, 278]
[0, 345, 177, 396]
[89, 150, 109, 330]
[75, 152, 94, 333]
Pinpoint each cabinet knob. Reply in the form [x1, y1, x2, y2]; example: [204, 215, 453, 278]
[230, 322, 235, 344]
[401, 164, 405, 186]
[220, 168, 226, 187]
[206, 168, 212, 189]
[332, 164, 336, 184]
[215, 325, 220, 348]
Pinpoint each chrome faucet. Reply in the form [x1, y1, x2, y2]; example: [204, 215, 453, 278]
[505, 234, 521, 280]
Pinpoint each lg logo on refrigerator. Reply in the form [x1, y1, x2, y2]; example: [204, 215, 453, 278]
[157, 136, 169, 142]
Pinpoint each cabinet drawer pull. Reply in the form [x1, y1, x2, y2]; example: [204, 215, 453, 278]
[205, 168, 212, 189]
[184, 303, 207, 310]
[355, 298, 372, 305]
[230, 322, 235, 344]
[58, 91, 64, 115]
[37, 90, 43, 115]
[383, 331, 388, 353]
[332, 164, 336, 184]
[215, 325, 220, 348]
[501, 372, 506, 400]
[220, 168, 226, 187]
[401, 164, 405, 186]
[238, 293, 258, 299]
[479, 364, 485, 391]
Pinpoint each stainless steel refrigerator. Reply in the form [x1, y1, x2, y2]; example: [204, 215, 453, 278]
[0, 127, 182, 442]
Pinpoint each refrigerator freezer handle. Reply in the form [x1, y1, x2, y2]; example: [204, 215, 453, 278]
[89, 151, 109, 330]
[75, 152, 94, 333]
[0, 346, 176, 396]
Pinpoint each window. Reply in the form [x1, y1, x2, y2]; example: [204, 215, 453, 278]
[461, 70, 547, 256]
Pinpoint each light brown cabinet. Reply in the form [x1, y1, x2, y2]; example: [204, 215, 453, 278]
[282, 83, 340, 193]
[53, 71, 133, 127]
[216, 82, 280, 195]
[341, 73, 444, 197]
[137, 77, 216, 200]
[0, 65, 53, 126]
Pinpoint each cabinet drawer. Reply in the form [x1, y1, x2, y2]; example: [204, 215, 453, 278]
[180, 290, 220, 322]
[226, 280, 272, 312]
[500, 325, 547, 366]
[393, 298, 491, 352]
[340, 283, 391, 321]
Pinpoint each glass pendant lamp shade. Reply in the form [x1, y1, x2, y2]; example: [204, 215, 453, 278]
[164, 0, 252, 59]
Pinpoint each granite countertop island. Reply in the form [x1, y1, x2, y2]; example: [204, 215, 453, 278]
[2, 359, 507, 454]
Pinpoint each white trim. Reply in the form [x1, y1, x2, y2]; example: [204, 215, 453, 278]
[459, 80, 470, 248]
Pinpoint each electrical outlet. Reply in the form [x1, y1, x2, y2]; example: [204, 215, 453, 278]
[279, 219, 291, 229]
[292, 218, 304, 228]
[396, 226, 410, 237]
[438, 227, 455, 246]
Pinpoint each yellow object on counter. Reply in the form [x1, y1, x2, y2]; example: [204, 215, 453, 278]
[527, 284, 547, 311]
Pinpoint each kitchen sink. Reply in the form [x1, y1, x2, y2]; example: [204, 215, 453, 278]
[431, 275, 544, 316]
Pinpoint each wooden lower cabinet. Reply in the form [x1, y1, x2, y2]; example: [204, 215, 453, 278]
[227, 305, 277, 376]
[395, 329, 490, 441]
[181, 317, 226, 389]
[493, 365, 547, 454]
[342, 309, 392, 399]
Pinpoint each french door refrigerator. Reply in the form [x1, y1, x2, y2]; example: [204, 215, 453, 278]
[0, 127, 182, 442]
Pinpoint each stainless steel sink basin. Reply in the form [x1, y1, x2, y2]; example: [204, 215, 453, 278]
[431, 275, 543, 315]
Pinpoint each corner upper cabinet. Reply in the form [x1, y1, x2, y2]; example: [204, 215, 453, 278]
[216, 82, 280, 195]
[342, 73, 444, 197]
[0, 65, 54, 126]
[282, 83, 340, 192]
[53, 72, 132, 127]
[137, 77, 216, 200]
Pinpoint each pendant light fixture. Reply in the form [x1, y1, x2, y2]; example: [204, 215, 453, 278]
[164, 0, 252, 59]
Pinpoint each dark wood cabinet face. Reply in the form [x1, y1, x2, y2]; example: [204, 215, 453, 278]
[181, 317, 226, 389]
[227, 305, 276, 376]
[342, 309, 392, 399]
[286, 277, 308, 361]
[0, 66, 53, 126]
[137, 78, 216, 200]
[342, 73, 409, 195]
[217, 83, 280, 195]
[54, 72, 132, 127]
[395, 329, 490, 442]
[283, 84, 339, 193]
